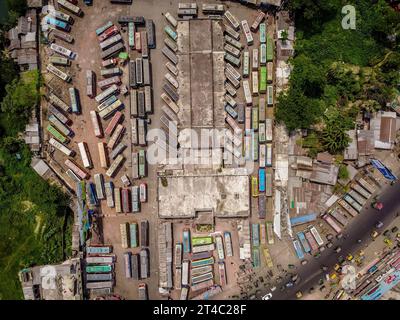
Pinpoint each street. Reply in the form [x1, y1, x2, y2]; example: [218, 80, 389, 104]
[258, 179, 400, 300]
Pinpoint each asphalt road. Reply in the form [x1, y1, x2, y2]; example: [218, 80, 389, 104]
[259, 179, 400, 300]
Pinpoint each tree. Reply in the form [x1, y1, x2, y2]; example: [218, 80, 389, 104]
[320, 114, 352, 154]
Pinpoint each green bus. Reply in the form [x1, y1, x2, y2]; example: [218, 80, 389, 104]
[130, 223, 138, 248]
[259, 66, 267, 93]
[259, 23, 266, 44]
[252, 247, 261, 268]
[86, 265, 112, 273]
[47, 124, 68, 144]
[253, 132, 259, 161]
[192, 236, 213, 246]
[267, 36, 274, 61]
[191, 257, 214, 268]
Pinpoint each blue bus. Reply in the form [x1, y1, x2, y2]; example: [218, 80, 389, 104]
[297, 232, 311, 253]
[183, 228, 191, 253]
[69, 87, 81, 114]
[45, 16, 70, 32]
[259, 168, 266, 192]
[293, 240, 304, 260]
[88, 183, 99, 206]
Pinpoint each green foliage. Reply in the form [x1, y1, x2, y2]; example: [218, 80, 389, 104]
[6, 0, 27, 15]
[276, 0, 400, 156]
[302, 132, 323, 158]
[338, 165, 350, 180]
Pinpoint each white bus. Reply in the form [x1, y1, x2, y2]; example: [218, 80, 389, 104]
[164, 73, 179, 89]
[252, 48, 259, 70]
[90, 111, 103, 138]
[57, 0, 82, 16]
[50, 43, 76, 59]
[77, 142, 93, 169]
[265, 119, 273, 141]
[243, 51, 250, 78]
[164, 12, 178, 28]
[95, 84, 119, 103]
[49, 138, 74, 157]
[241, 20, 253, 45]
[259, 144, 266, 168]
[252, 71, 259, 96]
[243, 80, 252, 105]
[267, 85, 274, 105]
[224, 10, 240, 31]
[181, 260, 190, 287]
[266, 143, 272, 167]
[105, 182, 114, 207]
[114, 187, 122, 213]
[120, 223, 129, 249]
[99, 99, 122, 119]
[215, 236, 225, 260]
[107, 124, 124, 149]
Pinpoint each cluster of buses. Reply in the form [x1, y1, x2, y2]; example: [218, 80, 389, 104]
[250, 222, 274, 268]
[176, 230, 233, 298]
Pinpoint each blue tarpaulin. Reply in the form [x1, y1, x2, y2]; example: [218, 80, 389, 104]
[290, 213, 317, 227]
[370, 159, 397, 181]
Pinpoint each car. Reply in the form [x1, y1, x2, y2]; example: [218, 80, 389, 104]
[301, 259, 308, 266]
[357, 239, 362, 243]
[296, 291, 303, 299]
[261, 293, 272, 300]
[326, 242, 333, 248]
[338, 256, 345, 264]
[346, 254, 354, 261]
[308, 287, 315, 294]
[320, 246, 326, 252]
[318, 278, 325, 285]
[383, 230, 391, 237]
[321, 265, 328, 271]
[288, 264, 295, 269]
[270, 286, 276, 292]
[291, 274, 299, 282]
[392, 226, 399, 233]
[375, 221, 384, 228]
[371, 230, 379, 239]
[336, 233, 343, 240]
[334, 246, 342, 253]
[384, 238, 393, 246]
[285, 281, 294, 288]
[319, 285, 326, 291]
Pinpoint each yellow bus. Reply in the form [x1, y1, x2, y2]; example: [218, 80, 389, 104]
[251, 176, 259, 197]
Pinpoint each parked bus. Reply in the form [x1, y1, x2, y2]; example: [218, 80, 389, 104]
[259, 68, 267, 94]
[259, 168, 266, 193]
[57, 0, 82, 16]
[183, 229, 191, 254]
[163, 83, 179, 103]
[225, 82, 237, 97]
[251, 10, 265, 32]
[138, 149, 146, 177]
[49, 138, 74, 156]
[252, 107, 259, 131]
[164, 12, 178, 28]
[202, 3, 224, 14]
[135, 32, 141, 51]
[252, 71, 259, 96]
[224, 43, 241, 58]
[266, 221, 274, 245]
[48, 115, 72, 136]
[293, 240, 305, 260]
[49, 92, 71, 113]
[124, 252, 132, 278]
[45, 16, 70, 32]
[120, 222, 129, 248]
[77, 142, 92, 169]
[95, 84, 119, 103]
[96, 21, 113, 36]
[330, 209, 349, 226]
[191, 257, 214, 268]
[224, 10, 240, 31]
[252, 223, 260, 247]
[65, 159, 88, 179]
[224, 53, 240, 68]
[164, 26, 177, 41]
[305, 231, 319, 251]
[266, 143, 272, 167]
[191, 266, 212, 277]
[322, 213, 342, 234]
[121, 188, 130, 213]
[259, 23, 266, 43]
[89, 111, 102, 138]
[192, 272, 214, 285]
[105, 181, 114, 207]
[87, 245, 112, 255]
[131, 254, 140, 280]
[99, 99, 123, 119]
[224, 35, 242, 50]
[98, 25, 119, 42]
[243, 80, 252, 105]
[192, 237, 213, 246]
[252, 176, 259, 197]
[69, 87, 80, 114]
[85, 265, 112, 273]
[141, 31, 149, 58]
[259, 144, 266, 167]
[225, 115, 242, 136]
[128, 22, 135, 48]
[140, 249, 149, 279]
[86, 182, 97, 203]
[343, 194, 362, 212]
[114, 187, 122, 213]
[310, 226, 324, 246]
[94, 173, 105, 200]
[224, 24, 240, 41]
[98, 76, 121, 90]
[267, 62, 273, 82]
[223, 232, 233, 257]
[252, 247, 261, 268]
[215, 236, 225, 260]
[297, 232, 311, 253]
[181, 260, 189, 287]
[50, 43, 75, 59]
[46, 64, 71, 82]
[192, 243, 215, 254]
[49, 56, 71, 67]
[107, 124, 124, 149]
[241, 20, 253, 45]
[252, 48, 259, 70]
[106, 154, 124, 177]
[131, 186, 140, 213]
[267, 36, 274, 61]
[225, 69, 240, 89]
[100, 42, 124, 60]
[97, 142, 108, 169]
